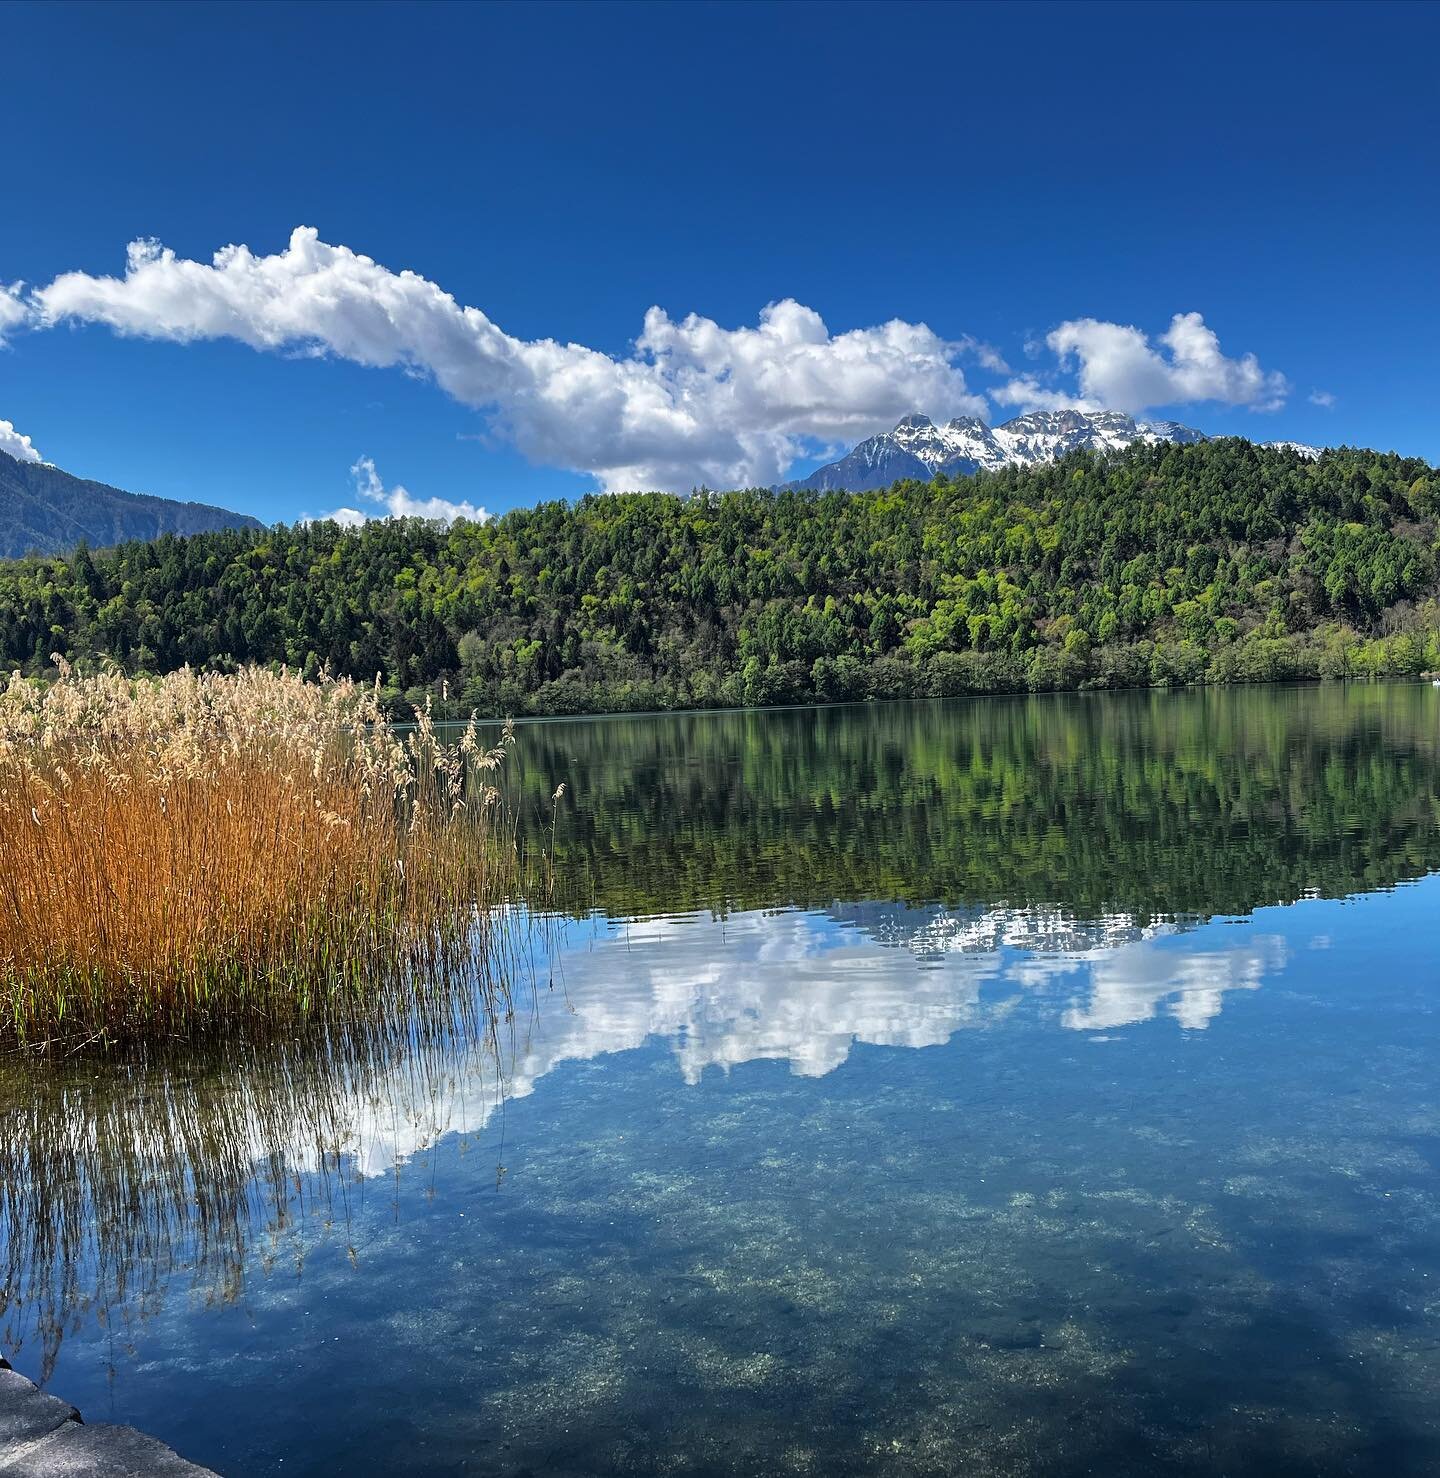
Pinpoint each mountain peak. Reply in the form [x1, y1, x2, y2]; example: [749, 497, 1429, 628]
[784, 408, 1208, 493]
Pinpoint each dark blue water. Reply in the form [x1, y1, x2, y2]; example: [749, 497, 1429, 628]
[4, 686, 1440, 1475]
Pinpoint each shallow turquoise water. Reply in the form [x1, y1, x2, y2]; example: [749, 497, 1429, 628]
[4, 686, 1440, 1475]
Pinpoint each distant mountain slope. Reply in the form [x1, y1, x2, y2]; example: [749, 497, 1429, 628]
[0, 448, 262, 557]
[786, 409, 1217, 491]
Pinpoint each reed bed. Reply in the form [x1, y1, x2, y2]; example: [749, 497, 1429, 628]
[0, 663, 523, 1048]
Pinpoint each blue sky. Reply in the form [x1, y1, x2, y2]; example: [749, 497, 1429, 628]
[1, 0, 1436, 525]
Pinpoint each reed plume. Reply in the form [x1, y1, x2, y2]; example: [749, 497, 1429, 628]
[0, 663, 520, 1048]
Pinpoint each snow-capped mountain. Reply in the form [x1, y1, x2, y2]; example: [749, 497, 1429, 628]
[785, 409, 1207, 492]
[1262, 440, 1323, 460]
[991, 409, 1206, 466]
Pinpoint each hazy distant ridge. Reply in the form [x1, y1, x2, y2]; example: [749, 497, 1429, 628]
[0, 448, 262, 558]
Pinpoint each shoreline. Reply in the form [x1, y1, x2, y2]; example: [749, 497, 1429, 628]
[407, 670, 1437, 729]
[0, 1351, 216, 1475]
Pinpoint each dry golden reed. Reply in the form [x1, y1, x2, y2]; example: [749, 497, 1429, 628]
[0, 662, 519, 1048]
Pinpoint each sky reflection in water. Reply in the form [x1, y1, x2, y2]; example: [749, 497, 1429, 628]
[3, 686, 1440, 1477]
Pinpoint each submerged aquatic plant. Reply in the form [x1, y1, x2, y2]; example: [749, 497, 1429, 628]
[0, 663, 523, 1048]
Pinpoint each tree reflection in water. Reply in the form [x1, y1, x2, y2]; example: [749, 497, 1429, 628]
[4, 683, 1439, 1394]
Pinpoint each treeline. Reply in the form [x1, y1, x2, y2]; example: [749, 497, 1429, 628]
[1, 438, 1438, 715]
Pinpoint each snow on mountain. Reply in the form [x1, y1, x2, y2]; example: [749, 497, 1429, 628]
[1262, 440, 1323, 460]
[992, 409, 1145, 463]
[785, 409, 1208, 492]
[1139, 419, 1209, 447]
[883, 413, 995, 475]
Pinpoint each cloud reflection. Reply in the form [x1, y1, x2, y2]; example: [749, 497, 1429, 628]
[327, 907, 1291, 1177]
[0, 902, 1296, 1374]
[1016, 933, 1289, 1031]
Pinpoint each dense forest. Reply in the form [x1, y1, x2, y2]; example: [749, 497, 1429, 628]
[1, 438, 1437, 715]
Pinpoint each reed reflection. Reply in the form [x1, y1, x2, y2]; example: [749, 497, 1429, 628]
[0, 929, 540, 1380]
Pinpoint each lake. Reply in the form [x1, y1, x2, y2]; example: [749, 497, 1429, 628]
[4, 684, 1440, 1476]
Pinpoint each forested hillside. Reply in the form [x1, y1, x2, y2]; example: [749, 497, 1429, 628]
[0, 447, 261, 558]
[2, 438, 1437, 715]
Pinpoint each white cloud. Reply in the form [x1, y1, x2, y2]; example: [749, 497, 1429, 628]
[21, 232, 1297, 476]
[278, 905, 1284, 1174]
[0, 417, 42, 463]
[80, 904, 1288, 1185]
[32, 228, 989, 491]
[1027, 312, 1289, 415]
[322, 506, 369, 530]
[955, 335, 1010, 375]
[1063, 935, 1287, 1032]
[1309, 388, 1336, 408]
[312, 455, 489, 528]
[990, 376, 1100, 414]
[0, 284, 29, 344]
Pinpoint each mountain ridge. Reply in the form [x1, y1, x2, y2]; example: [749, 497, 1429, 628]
[784, 410, 1319, 491]
[0, 448, 262, 558]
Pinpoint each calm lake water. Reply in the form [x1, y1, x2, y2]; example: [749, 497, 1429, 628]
[4, 685, 1440, 1476]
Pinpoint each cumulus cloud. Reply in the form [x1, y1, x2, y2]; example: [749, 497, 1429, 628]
[19, 231, 1295, 475]
[1309, 388, 1336, 408]
[32, 228, 989, 491]
[1062, 935, 1287, 1032]
[314, 455, 489, 528]
[1021, 312, 1289, 415]
[0, 417, 42, 463]
[955, 314, 1289, 421]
